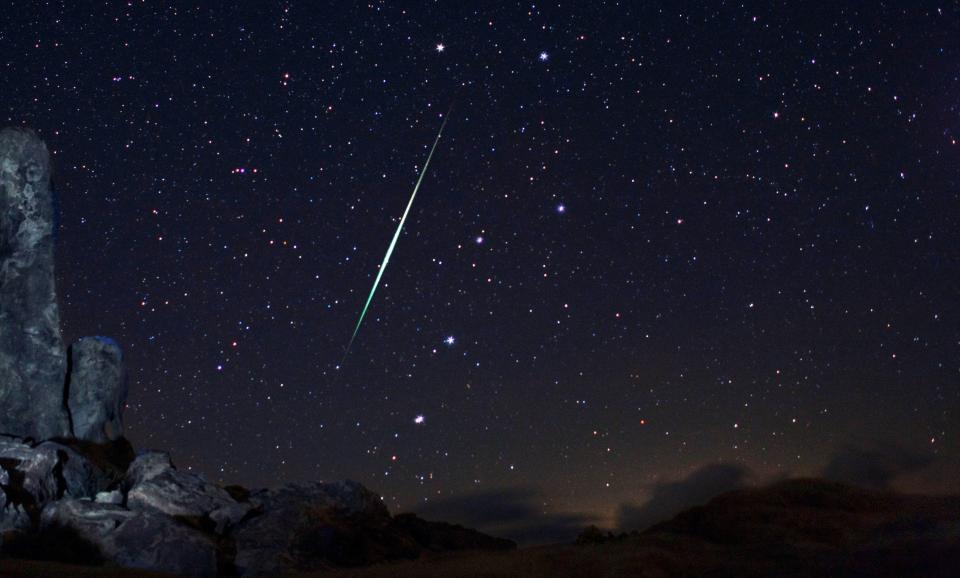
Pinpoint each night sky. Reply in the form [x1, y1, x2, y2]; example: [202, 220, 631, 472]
[3, 2, 958, 540]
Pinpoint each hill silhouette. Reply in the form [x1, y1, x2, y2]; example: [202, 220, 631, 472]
[3, 477, 956, 577]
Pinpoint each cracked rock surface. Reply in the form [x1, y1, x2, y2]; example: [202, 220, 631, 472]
[0, 128, 69, 440]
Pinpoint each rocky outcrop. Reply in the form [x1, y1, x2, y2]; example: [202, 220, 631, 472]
[1, 129, 129, 444]
[232, 480, 393, 575]
[0, 443, 515, 577]
[0, 436, 112, 532]
[123, 450, 174, 488]
[66, 336, 127, 443]
[0, 128, 70, 440]
[125, 452, 245, 524]
[231, 481, 515, 576]
[0, 443, 237, 574]
[41, 499, 219, 576]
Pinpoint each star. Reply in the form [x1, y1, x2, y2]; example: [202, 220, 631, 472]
[539, 51, 549, 61]
[414, 415, 425, 424]
[556, 203, 566, 213]
[435, 43, 445, 53]
[444, 336, 455, 346]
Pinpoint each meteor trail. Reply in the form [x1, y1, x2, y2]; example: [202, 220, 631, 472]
[339, 111, 451, 367]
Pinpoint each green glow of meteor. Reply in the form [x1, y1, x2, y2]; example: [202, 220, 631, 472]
[341, 114, 450, 363]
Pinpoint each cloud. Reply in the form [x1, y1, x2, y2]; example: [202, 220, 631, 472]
[617, 462, 751, 532]
[412, 450, 958, 549]
[821, 445, 936, 490]
[415, 486, 597, 545]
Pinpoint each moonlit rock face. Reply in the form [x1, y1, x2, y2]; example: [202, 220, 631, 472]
[41, 499, 219, 577]
[0, 127, 70, 440]
[126, 464, 237, 520]
[67, 336, 128, 443]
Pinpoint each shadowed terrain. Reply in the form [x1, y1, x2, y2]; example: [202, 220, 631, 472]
[2, 478, 957, 577]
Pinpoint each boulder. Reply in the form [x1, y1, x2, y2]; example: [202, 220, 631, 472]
[0, 437, 59, 512]
[124, 450, 174, 488]
[41, 498, 137, 538]
[0, 437, 110, 532]
[35, 440, 112, 498]
[0, 127, 70, 440]
[124, 451, 247, 529]
[232, 480, 393, 575]
[42, 499, 219, 576]
[230, 480, 518, 575]
[66, 336, 127, 443]
[210, 501, 253, 534]
[0, 442, 512, 577]
[246, 480, 390, 518]
[127, 467, 239, 520]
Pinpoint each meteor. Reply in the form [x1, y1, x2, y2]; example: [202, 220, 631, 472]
[339, 111, 451, 367]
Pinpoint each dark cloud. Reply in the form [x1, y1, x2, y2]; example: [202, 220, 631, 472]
[618, 462, 751, 532]
[415, 486, 597, 545]
[821, 446, 936, 490]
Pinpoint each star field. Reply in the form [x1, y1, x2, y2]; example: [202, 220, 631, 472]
[2, 2, 959, 533]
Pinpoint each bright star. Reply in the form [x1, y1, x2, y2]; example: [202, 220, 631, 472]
[557, 203, 566, 213]
[539, 51, 549, 61]
[444, 336, 455, 346]
[436, 43, 445, 53]
[475, 236, 484, 244]
[414, 414, 425, 424]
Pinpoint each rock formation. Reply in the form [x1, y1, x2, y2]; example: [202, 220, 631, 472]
[0, 128, 70, 440]
[0, 128, 130, 444]
[0, 440, 513, 576]
[0, 128, 515, 575]
[66, 336, 127, 443]
[41, 499, 220, 575]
